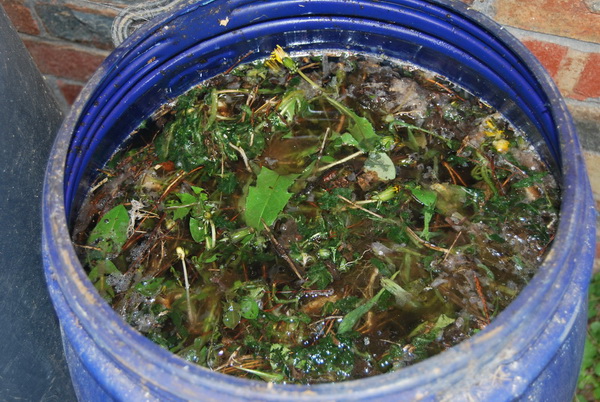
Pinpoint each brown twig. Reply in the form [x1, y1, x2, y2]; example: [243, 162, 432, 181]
[405, 225, 450, 253]
[262, 221, 304, 281]
[224, 50, 254, 75]
[442, 160, 467, 186]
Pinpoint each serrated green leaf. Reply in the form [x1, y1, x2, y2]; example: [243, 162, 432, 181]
[244, 167, 298, 230]
[87, 204, 129, 258]
[88, 260, 120, 301]
[306, 263, 333, 289]
[135, 277, 165, 297]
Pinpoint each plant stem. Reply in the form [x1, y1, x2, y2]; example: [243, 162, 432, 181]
[229, 142, 252, 172]
[316, 150, 364, 172]
[337, 195, 384, 219]
[177, 247, 194, 324]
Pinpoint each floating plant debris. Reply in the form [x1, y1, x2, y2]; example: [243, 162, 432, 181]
[72, 48, 560, 384]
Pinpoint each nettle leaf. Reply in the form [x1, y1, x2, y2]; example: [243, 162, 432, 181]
[168, 187, 208, 221]
[87, 204, 129, 258]
[88, 259, 120, 301]
[244, 167, 299, 230]
[364, 152, 396, 181]
[433, 313, 455, 331]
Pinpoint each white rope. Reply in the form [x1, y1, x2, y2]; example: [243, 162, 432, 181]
[110, 0, 189, 46]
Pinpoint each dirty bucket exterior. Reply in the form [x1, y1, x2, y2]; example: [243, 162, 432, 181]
[42, 0, 595, 400]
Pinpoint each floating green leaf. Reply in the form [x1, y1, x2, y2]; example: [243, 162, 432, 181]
[88, 260, 120, 301]
[169, 193, 196, 220]
[223, 301, 241, 329]
[364, 152, 396, 181]
[408, 186, 437, 241]
[278, 89, 307, 122]
[87, 204, 129, 258]
[244, 167, 298, 230]
[380, 277, 412, 307]
[189, 217, 207, 244]
[325, 97, 379, 151]
[338, 288, 385, 334]
[306, 263, 333, 289]
[409, 186, 437, 207]
[240, 296, 260, 320]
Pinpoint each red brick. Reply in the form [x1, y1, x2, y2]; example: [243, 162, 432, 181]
[1, 0, 40, 35]
[495, 0, 600, 43]
[521, 39, 568, 78]
[572, 53, 600, 100]
[23, 38, 106, 81]
[57, 79, 84, 105]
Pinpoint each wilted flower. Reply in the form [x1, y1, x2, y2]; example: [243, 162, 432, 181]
[265, 45, 298, 73]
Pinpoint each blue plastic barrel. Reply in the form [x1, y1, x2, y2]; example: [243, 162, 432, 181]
[42, 0, 596, 400]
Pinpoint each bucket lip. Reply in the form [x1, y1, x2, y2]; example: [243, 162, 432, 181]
[42, 0, 593, 398]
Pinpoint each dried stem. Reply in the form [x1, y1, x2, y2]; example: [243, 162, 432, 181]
[337, 195, 383, 219]
[229, 142, 252, 172]
[316, 150, 364, 172]
[262, 221, 304, 281]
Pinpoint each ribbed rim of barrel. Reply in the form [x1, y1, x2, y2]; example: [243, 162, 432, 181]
[42, 0, 593, 399]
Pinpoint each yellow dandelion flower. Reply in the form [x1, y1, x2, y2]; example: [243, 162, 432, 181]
[272, 45, 286, 63]
[484, 118, 505, 138]
[493, 139, 510, 153]
[264, 45, 298, 73]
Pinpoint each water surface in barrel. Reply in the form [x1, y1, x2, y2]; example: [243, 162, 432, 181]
[72, 49, 559, 384]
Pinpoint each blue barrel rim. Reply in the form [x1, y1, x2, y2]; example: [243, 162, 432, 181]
[42, 0, 595, 399]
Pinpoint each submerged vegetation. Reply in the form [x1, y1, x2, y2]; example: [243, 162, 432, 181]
[72, 48, 559, 384]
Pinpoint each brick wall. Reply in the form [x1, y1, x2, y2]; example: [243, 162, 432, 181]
[0, 0, 120, 109]
[1, 0, 599, 152]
